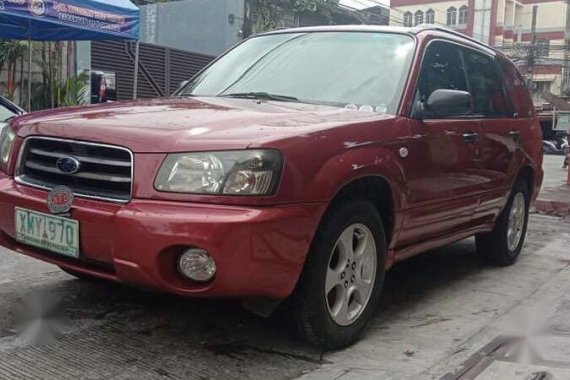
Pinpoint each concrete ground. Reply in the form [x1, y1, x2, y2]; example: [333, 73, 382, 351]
[541, 154, 568, 189]
[0, 157, 569, 379]
[535, 154, 570, 217]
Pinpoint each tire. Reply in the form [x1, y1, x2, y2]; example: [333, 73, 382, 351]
[475, 180, 530, 266]
[292, 200, 386, 350]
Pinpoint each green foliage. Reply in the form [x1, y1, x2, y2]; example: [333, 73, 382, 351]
[0, 40, 29, 99]
[31, 73, 88, 110]
[251, 0, 340, 33]
[292, 0, 339, 13]
[0, 40, 27, 70]
[1, 40, 86, 110]
[30, 81, 51, 111]
[61, 73, 89, 107]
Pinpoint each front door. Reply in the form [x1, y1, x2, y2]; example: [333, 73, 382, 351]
[398, 40, 485, 248]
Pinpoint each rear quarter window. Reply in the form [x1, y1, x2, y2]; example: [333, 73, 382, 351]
[499, 58, 534, 118]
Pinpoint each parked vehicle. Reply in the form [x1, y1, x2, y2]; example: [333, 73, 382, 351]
[90, 70, 117, 104]
[0, 96, 24, 132]
[543, 136, 569, 155]
[0, 25, 543, 349]
[543, 140, 560, 155]
[560, 136, 568, 155]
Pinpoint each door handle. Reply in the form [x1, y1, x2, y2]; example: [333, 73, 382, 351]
[462, 132, 478, 143]
[509, 130, 520, 141]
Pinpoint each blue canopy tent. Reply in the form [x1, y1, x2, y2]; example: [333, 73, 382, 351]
[0, 0, 140, 109]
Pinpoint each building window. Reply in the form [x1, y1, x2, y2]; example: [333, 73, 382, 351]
[404, 11, 413, 27]
[447, 7, 457, 26]
[537, 39, 550, 57]
[414, 10, 424, 26]
[425, 9, 435, 24]
[535, 81, 551, 95]
[459, 6, 468, 25]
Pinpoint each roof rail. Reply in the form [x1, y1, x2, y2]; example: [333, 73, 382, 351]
[410, 24, 501, 55]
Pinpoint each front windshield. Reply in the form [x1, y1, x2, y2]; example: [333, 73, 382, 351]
[181, 31, 415, 114]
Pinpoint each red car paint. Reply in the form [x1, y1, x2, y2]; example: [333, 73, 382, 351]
[0, 26, 543, 299]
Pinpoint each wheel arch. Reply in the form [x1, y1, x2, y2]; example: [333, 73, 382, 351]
[324, 175, 397, 251]
[516, 164, 535, 195]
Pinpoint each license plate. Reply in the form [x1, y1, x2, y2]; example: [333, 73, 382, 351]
[15, 207, 80, 258]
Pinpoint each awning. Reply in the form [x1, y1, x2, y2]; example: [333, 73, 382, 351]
[0, 0, 140, 110]
[0, 0, 139, 41]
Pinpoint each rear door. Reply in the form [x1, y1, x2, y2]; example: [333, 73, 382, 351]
[399, 40, 485, 248]
[461, 48, 518, 224]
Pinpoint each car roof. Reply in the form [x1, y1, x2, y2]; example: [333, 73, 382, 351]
[262, 25, 411, 35]
[261, 24, 503, 57]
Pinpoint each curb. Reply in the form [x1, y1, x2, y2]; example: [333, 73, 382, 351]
[534, 199, 570, 218]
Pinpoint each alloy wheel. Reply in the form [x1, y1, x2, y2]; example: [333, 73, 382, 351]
[325, 223, 377, 326]
[507, 192, 526, 251]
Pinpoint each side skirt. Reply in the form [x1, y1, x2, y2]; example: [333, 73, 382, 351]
[389, 224, 495, 265]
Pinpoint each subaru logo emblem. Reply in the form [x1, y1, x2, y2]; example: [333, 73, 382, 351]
[56, 157, 81, 175]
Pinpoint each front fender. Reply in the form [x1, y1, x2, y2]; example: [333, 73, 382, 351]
[305, 145, 407, 211]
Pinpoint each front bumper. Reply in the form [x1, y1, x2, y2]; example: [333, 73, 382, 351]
[0, 175, 326, 299]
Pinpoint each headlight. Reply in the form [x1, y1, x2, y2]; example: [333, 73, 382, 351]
[155, 149, 283, 195]
[0, 127, 16, 170]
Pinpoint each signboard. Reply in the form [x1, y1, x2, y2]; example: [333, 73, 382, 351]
[0, 0, 139, 40]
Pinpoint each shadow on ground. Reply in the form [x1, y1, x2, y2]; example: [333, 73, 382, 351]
[0, 238, 487, 379]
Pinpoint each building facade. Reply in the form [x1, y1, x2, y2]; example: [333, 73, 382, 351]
[391, 0, 570, 100]
[138, 0, 389, 57]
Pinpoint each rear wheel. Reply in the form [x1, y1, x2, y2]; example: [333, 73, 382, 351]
[476, 180, 530, 266]
[292, 200, 386, 350]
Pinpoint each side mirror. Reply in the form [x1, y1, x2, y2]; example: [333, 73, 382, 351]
[173, 80, 189, 95]
[424, 89, 473, 118]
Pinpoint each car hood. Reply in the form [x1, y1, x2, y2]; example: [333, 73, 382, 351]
[12, 97, 393, 153]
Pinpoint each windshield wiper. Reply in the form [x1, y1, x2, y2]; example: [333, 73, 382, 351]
[219, 92, 300, 103]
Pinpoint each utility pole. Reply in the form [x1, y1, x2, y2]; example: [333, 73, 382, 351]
[563, 0, 570, 95]
[242, 0, 253, 39]
[527, 5, 538, 93]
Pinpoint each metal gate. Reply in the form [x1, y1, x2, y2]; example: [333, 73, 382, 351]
[91, 40, 215, 100]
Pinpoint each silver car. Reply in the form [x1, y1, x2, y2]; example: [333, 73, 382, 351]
[0, 96, 25, 132]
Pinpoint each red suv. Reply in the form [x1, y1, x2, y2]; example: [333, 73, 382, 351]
[0, 26, 543, 349]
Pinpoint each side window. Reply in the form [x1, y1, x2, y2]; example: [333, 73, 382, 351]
[462, 49, 508, 117]
[499, 58, 534, 118]
[416, 41, 468, 117]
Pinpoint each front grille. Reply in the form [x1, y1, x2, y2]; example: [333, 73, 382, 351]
[16, 137, 133, 202]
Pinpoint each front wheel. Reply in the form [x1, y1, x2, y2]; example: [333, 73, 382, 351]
[292, 200, 386, 350]
[476, 180, 530, 266]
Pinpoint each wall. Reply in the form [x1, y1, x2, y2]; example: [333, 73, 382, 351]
[91, 40, 214, 100]
[140, 0, 245, 57]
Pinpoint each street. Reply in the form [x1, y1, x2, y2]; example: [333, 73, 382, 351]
[0, 160, 569, 380]
[541, 154, 568, 189]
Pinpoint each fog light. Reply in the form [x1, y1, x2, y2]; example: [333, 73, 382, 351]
[178, 248, 216, 282]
